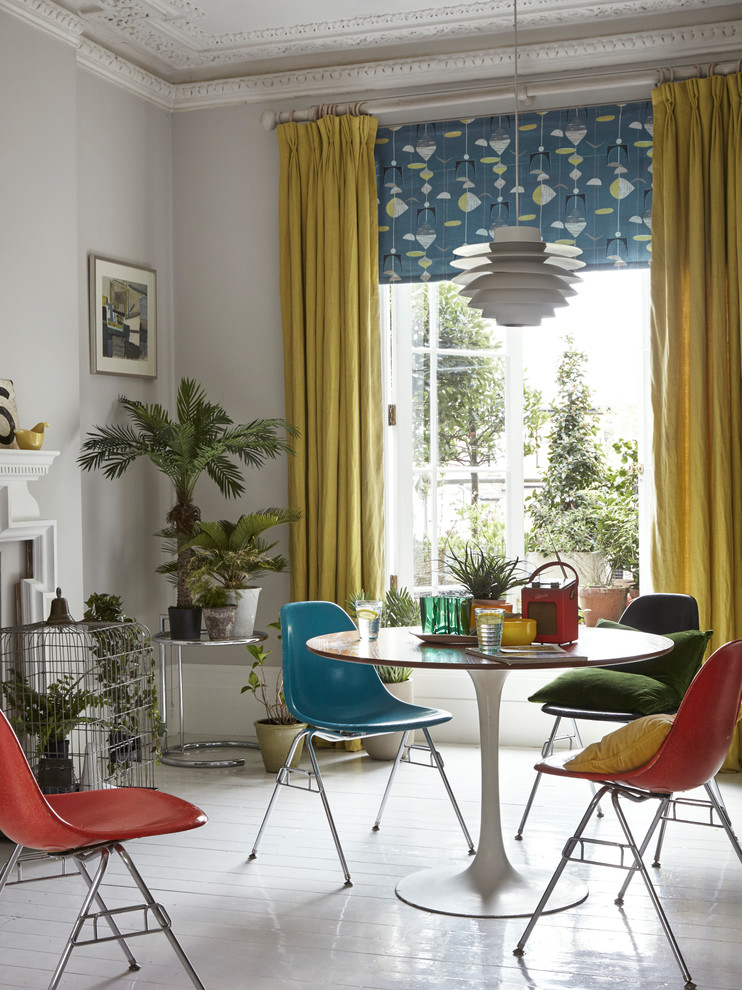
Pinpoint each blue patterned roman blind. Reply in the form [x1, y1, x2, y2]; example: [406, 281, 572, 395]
[376, 102, 653, 283]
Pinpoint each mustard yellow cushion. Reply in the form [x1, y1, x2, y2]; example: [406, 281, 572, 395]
[564, 713, 675, 773]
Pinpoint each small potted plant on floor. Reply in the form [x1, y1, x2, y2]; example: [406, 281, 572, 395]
[241, 626, 305, 772]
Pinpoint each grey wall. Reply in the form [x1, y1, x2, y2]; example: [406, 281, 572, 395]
[0, 11, 83, 618]
[76, 69, 175, 633]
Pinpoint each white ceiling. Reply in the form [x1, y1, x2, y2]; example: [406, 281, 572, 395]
[5, 0, 742, 111]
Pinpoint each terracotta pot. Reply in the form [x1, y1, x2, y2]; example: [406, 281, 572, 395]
[470, 598, 513, 631]
[362, 679, 414, 761]
[578, 586, 627, 627]
[254, 719, 306, 773]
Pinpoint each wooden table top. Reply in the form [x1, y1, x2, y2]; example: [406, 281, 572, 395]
[306, 625, 673, 672]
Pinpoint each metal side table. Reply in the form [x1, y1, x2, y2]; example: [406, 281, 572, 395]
[155, 622, 267, 768]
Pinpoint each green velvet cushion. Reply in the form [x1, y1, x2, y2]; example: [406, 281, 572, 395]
[528, 625, 712, 715]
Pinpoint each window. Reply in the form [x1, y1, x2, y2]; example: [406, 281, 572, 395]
[382, 268, 650, 595]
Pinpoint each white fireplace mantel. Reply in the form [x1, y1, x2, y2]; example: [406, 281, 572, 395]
[0, 450, 60, 623]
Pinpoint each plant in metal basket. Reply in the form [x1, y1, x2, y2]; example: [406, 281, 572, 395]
[1, 669, 106, 756]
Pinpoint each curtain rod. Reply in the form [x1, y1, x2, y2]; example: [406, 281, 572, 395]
[259, 59, 742, 130]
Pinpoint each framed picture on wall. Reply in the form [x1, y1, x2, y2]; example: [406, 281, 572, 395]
[89, 255, 157, 378]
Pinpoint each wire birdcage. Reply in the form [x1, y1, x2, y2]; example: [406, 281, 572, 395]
[0, 619, 161, 793]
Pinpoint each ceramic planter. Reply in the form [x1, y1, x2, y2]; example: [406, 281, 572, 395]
[362, 679, 414, 761]
[229, 587, 261, 638]
[202, 604, 237, 640]
[254, 719, 307, 773]
[168, 606, 202, 641]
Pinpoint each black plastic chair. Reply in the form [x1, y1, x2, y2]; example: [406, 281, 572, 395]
[515, 593, 701, 842]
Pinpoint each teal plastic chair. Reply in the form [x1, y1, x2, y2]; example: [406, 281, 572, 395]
[249, 601, 474, 885]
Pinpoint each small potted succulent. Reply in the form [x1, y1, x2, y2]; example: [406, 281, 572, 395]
[443, 542, 529, 623]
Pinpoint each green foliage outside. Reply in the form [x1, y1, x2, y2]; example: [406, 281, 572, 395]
[526, 337, 639, 582]
[411, 283, 547, 472]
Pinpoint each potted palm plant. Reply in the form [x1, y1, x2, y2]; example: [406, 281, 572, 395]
[180, 510, 300, 637]
[78, 378, 298, 640]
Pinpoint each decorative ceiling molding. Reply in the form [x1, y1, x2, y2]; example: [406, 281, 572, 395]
[76, 38, 175, 109]
[171, 20, 742, 112]
[60, 0, 742, 71]
[2, 0, 741, 113]
[0, 0, 83, 45]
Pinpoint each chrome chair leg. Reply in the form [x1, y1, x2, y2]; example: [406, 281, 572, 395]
[0, 843, 23, 895]
[615, 797, 669, 903]
[372, 730, 409, 831]
[249, 728, 309, 861]
[421, 727, 475, 854]
[372, 729, 475, 854]
[704, 777, 742, 865]
[48, 847, 113, 990]
[651, 776, 742, 868]
[115, 843, 206, 990]
[514, 785, 607, 954]
[516, 717, 603, 840]
[303, 736, 353, 886]
[74, 852, 140, 972]
[609, 792, 695, 988]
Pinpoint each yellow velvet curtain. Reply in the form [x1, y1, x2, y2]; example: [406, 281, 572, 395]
[650, 72, 742, 768]
[278, 114, 385, 606]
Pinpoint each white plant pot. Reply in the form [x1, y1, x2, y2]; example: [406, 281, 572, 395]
[362, 678, 414, 761]
[229, 587, 261, 638]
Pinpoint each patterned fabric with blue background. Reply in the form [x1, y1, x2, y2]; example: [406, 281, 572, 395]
[376, 102, 653, 283]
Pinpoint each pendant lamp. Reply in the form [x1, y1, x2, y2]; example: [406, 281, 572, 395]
[451, 0, 585, 327]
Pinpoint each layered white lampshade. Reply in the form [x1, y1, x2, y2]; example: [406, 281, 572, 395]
[451, 226, 585, 327]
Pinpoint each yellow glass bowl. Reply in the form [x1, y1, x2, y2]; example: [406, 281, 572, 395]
[500, 617, 537, 647]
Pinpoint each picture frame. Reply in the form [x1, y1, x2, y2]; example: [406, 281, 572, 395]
[89, 255, 157, 378]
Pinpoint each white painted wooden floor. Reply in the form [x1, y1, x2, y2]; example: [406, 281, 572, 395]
[1, 743, 742, 990]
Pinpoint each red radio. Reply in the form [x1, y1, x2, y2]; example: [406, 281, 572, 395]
[521, 561, 579, 644]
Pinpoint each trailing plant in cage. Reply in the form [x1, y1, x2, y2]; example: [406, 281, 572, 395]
[83, 592, 164, 771]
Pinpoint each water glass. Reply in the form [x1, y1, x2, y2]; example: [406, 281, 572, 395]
[475, 608, 505, 654]
[356, 600, 383, 640]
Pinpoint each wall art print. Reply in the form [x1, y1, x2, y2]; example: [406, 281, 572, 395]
[375, 101, 654, 284]
[89, 255, 157, 378]
[0, 380, 20, 449]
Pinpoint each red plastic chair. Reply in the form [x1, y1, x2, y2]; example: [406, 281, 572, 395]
[0, 709, 208, 989]
[514, 639, 742, 990]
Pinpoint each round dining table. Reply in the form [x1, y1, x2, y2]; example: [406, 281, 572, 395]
[306, 624, 673, 919]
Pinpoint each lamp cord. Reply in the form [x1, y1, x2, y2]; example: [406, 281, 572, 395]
[513, 0, 520, 226]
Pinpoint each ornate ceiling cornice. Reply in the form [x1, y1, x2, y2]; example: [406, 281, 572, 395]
[2, 0, 740, 112]
[171, 20, 742, 112]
